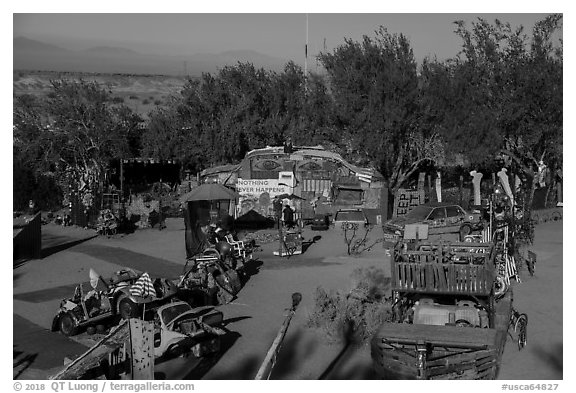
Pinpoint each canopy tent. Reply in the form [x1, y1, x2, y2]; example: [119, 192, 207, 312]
[181, 183, 240, 258]
[275, 193, 306, 201]
[179, 183, 240, 203]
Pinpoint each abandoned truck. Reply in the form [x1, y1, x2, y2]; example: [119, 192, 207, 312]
[371, 241, 517, 380]
[52, 268, 178, 336]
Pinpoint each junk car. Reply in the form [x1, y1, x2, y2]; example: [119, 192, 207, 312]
[52, 268, 177, 336]
[310, 214, 330, 231]
[149, 301, 225, 359]
[333, 208, 369, 230]
[383, 202, 483, 242]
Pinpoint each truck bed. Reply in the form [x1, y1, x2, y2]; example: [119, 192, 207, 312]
[373, 323, 498, 349]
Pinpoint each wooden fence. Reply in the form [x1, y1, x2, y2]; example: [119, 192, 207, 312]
[392, 243, 496, 296]
[393, 261, 494, 296]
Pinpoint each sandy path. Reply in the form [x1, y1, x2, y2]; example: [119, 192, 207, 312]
[498, 221, 563, 379]
[13, 219, 562, 379]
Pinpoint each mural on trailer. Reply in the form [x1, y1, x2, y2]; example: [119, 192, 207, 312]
[236, 178, 290, 217]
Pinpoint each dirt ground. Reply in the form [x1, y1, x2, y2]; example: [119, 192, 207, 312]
[12, 219, 563, 380]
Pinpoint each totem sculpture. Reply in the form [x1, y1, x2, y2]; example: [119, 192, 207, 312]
[470, 170, 483, 206]
[537, 160, 548, 188]
[497, 168, 514, 206]
[435, 171, 442, 203]
[556, 168, 563, 207]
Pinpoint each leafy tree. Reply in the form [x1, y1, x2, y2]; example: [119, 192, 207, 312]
[318, 27, 445, 193]
[143, 61, 329, 172]
[13, 80, 144, 209]
[444, 15, 562, 207]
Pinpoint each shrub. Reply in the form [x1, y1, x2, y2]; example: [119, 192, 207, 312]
[129, 95, 138, 100]
[154, 100, 162, 105]
[112, 96, 124, 104]
[142, 99, 150, 105]
[350, 266, 391, 302]
[307, 267, 393, 345]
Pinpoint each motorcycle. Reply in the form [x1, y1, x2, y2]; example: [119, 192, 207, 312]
[205, 225, 254, 275]
[178, 247, 242, 306]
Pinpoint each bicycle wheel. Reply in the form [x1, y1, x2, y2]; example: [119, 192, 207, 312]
[514, 313, 528, 350]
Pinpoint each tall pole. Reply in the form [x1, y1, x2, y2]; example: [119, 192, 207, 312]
[255, 293, 302, 380]
[304, 14, 308, 91]
[120, 159, 124, 202]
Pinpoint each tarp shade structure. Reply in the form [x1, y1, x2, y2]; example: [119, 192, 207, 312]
[109, 158, 181, 191]
[181, 184, 239, 258]
[187, 200, 232, 226]
[183, 202, 211, 258]
[179, 183, 240, 203]
[276, 193, 306, 201]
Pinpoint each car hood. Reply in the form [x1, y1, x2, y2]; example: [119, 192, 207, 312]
[384, 216, 423, 228]
[164, 306, 215, 327]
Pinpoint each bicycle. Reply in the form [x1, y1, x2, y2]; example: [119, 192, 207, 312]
[509, 307, 528, 350]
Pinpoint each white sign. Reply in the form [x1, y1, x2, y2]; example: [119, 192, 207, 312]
[236, 179, 288, 197]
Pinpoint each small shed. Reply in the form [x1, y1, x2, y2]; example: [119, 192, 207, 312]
[13, 213, 41, 263]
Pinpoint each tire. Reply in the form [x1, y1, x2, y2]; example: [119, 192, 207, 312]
[96, 324, 107, 334]
[455, 319, 473, 327]
[59, 313, 79, 336]
[459, 224, 472, 241]
[118, 298, 140, 319]
[494, 276, 507, 298]
[526, 255, 535, 276]
[87, 326, 96, 335]
[167, 344, 185, 359]
[514, 314, 528, 350]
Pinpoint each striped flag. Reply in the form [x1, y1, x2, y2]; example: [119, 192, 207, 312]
[130, 272, 157, 298]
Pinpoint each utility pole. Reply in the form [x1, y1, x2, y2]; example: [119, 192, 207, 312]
[304, 13, 308, 92]
[120, 159, 124, 202]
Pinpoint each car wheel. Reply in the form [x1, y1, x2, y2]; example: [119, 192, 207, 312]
[118, 298, 140, 319]
[455, 319, 473, 328]
[59, 313, 78, 336]
[167, 344, 185, 359]
[459, 224, 472, 241]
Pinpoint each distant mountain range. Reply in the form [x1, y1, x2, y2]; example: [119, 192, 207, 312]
[13, 37, 289, 76]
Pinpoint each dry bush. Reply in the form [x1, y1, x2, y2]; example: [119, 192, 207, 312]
[307, 267, 393, 345]
[350, 266, 390, 302]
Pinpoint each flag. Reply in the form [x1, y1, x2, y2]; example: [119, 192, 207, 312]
[89, 268, 100, 289]
[130, 272, 156, 298]
[481, 227, 491, 243]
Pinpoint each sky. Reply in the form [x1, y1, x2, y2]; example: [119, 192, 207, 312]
[13, 12, 559, 66]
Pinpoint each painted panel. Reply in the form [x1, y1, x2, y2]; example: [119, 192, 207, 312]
[236, 178, 290, 217]
[393, 189, 425, 218]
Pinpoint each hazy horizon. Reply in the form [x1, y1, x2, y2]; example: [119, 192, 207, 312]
[14, 13, 559, 69]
